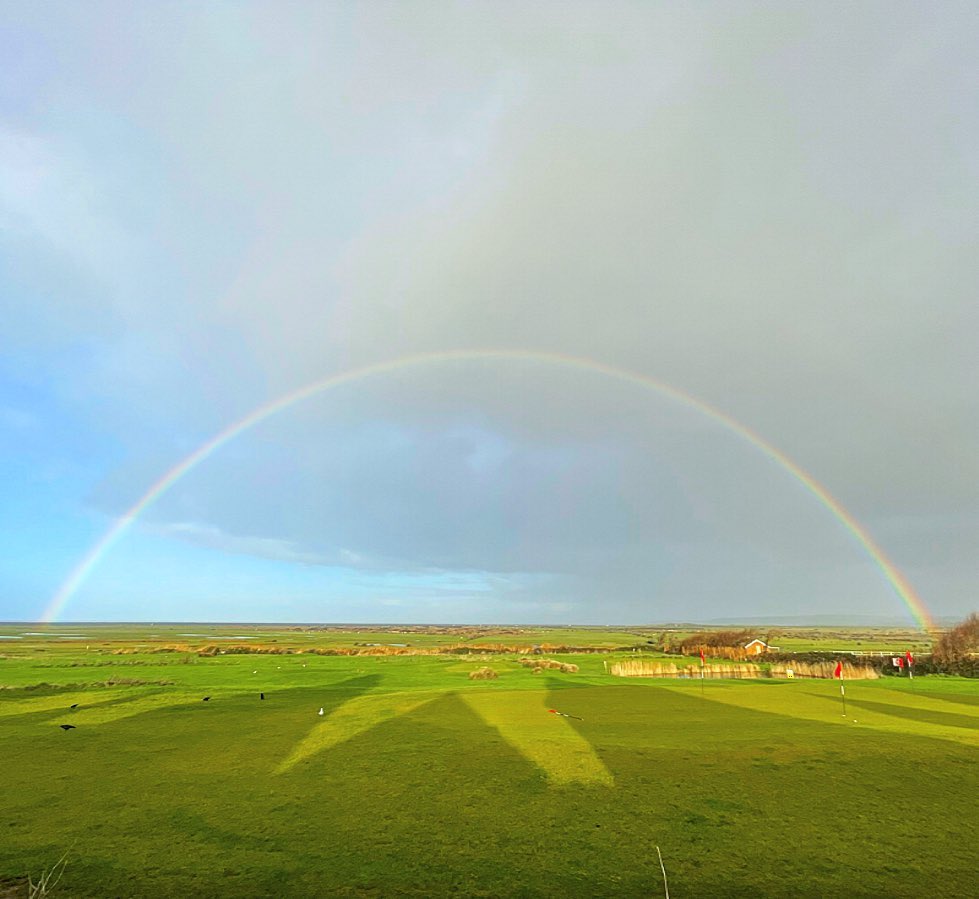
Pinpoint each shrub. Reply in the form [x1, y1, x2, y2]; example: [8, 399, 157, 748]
[468, 667, 498, 680]
[933, 613, 979, 663]
[913, 655, 979, 677]
[517, 658, 578, 673]
[678, 629, 754, 653]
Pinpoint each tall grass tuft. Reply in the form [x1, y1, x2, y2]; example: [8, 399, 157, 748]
[609, 660, 879, 679]
[28, 848, 70, 897]
[770, 661, 879, 679]
[518, 658, 579, 673]
[468, 667, 499, 680]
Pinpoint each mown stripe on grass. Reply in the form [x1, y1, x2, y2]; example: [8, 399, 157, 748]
[812, 695, 979, 732]
[659, 681, 978, 747]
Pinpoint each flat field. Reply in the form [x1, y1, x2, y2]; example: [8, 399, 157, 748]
[1, 625, 976, 897]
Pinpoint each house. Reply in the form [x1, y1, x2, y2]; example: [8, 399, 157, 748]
[744, 639, 768, 656]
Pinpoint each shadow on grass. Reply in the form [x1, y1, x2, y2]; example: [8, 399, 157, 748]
[1, 690, 156, 724]
[8, 679, 979, 897]
[812, 694, 979, 730]
[915, 690, 979, 708]
[275, 674, 428, 773]
[18, 675, 390, 780]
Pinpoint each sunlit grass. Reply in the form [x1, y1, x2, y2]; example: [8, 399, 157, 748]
[662, 679, 979, 747]
[1, 626, 976, 897]
[277, 690, 435, 773]
[462, 689, 613, 787]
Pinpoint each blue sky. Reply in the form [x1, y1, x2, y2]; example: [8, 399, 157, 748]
[1, 2, 976, 624]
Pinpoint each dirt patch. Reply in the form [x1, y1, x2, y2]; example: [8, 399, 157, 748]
[0, 875, 27, 898]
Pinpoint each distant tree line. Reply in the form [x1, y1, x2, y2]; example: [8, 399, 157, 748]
[646, 629, 756, 660]
[677, 629, 754, 651]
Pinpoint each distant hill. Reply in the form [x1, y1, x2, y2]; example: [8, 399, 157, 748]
[698, 614, 954, 627]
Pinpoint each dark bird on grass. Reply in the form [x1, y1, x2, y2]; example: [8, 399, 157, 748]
[59, 724, 76, 731]
[260, 693, 265, 700]
[69, 703, 78, 709]
[202, 696, 211, 701]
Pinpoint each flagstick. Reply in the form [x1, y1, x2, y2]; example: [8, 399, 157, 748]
[839, 677, 847, 717]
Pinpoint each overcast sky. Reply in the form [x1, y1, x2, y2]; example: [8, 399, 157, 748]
[1, 2, 976, 624]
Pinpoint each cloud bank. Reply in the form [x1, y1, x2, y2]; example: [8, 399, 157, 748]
[1, 2, 976, 622]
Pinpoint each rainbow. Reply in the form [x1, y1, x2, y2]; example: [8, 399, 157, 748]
[43, 349, 935, 631]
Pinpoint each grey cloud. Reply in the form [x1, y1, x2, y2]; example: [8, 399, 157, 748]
[150, 521, 335, 568]
[6, 2, 977, 620]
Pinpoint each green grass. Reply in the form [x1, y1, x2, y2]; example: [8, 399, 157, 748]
[1, 626, 976, 897]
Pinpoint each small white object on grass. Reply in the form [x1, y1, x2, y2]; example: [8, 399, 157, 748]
[318, 707, 324, 716]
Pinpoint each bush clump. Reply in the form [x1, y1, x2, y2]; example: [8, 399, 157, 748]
[518, 658, 578, 673]
[469, 667, 498, 680]
[933, 613, 979, 663]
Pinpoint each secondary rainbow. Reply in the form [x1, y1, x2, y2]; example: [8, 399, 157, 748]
[43, 349, 935, 631]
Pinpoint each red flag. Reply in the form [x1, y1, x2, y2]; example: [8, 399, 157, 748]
[834, 660, 847, 715]
[897, 656, 905, 669]
[699, 648, 705, 666]
[906, 650, 914, 666]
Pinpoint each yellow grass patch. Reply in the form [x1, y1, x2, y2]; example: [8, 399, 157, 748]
[276, 692, 434, 773]
[462, 691, 613, 787]
[59, 691, 201, 726]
